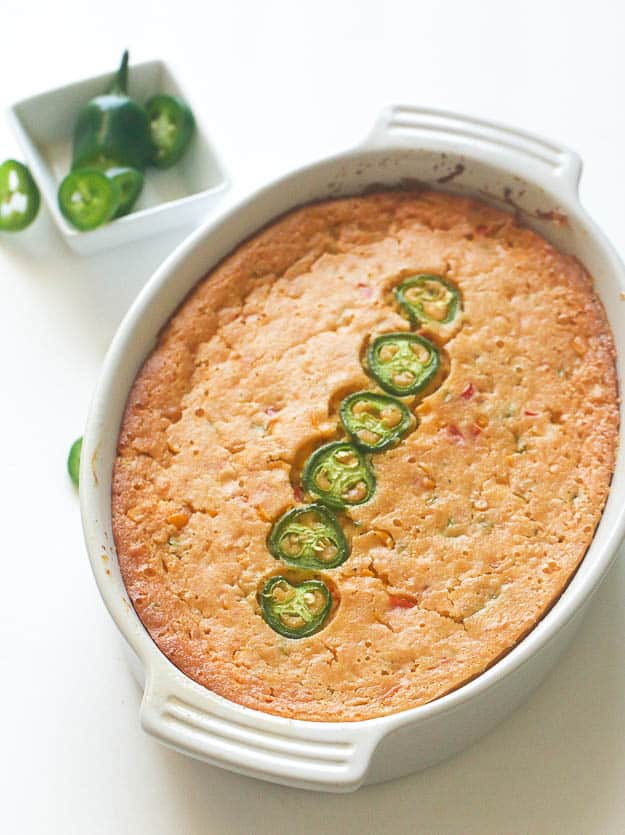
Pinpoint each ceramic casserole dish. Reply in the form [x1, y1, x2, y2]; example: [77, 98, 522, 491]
[80, 105, 625, 792]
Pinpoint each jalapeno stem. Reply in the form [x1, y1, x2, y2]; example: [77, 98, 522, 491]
[111, 50, 130, 95]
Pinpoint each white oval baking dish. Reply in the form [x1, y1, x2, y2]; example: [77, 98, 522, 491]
[80, 105, 625, 792]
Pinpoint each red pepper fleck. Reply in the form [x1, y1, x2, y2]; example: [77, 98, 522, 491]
[469, 424, 481, 438]
[524, 410, 538, 417]
[446, 423, 464, 443]
[293, 484, 305, 503]
[460, 382, 475, 400]
[388, 595, 417, 609]
[357, 282, 373, 298]
[382, 684, 401, 698]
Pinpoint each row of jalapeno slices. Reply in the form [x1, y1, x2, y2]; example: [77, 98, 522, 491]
[259, 274, 462, 638]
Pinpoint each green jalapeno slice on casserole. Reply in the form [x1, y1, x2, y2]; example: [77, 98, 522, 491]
[340, 391, 414, 452]
[366, 332, 439, 396]
[268, 504, 349, 569]
[302, 441, 375, 509]
[395, 274, 461, 327]
[260, 575, 332, 638]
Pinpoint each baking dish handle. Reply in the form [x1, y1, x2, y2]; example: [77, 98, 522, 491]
[140, 670, 384, 791]
[366, 104, 582, 198]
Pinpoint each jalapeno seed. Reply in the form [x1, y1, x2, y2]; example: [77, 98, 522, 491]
[302, 441, 375, 509]
[259, 576, 332, 638]
[366, 332, 440, 396]
[268, 504, 350, 569]
[395, 274, 461, 327]
[340, 391, 414, 452]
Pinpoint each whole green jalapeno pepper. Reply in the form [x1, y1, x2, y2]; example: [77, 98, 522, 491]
[72, 51, 152, 172]
[395, 274, 461, 328]
[340, 391, 414, 452]
[146, 94, 195, 169]
[0, 160, 40, 232]
[302, 441, 375, 509]
[366, 332, 440, 396]
[259, 575, 332, 638]
[268, 504, 349, 569]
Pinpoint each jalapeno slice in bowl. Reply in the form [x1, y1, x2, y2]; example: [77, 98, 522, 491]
[268, 504, 349, 569]
[58, 168, 121, 231]
[146, 94, 195, 169]
[395, 274, 461, 327]
[260, 575, 332, 638]
[105, 166, 144, 217]
[366, 332, 439, 396]
[340, 391, 414, 452]
[302, 441, 375, 509]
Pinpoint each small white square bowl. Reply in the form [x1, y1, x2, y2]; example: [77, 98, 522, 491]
[7, 59, 230, 255]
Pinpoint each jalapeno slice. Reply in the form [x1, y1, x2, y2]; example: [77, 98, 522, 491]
[146, 94, 195, 169]
[0, 160, 40, 232]
[340, 391, 414, 452]
[105, 166, 144, 217]
[58, 168, 121, 231]
[395, 274, 461, 327]
[302, 441, 375, 509]
[366, 332, 439, 396]
[67, 437, 83, 487]
[260, 575, 332, 638]
[268, 504, 349, 569]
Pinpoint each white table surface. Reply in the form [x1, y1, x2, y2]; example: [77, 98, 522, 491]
[2, 1, 625, 832]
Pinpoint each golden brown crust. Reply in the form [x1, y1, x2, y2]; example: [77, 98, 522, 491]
[112, 191, 618, 721]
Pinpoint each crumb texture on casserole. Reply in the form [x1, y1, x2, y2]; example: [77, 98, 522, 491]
[112, 191, 618, 721]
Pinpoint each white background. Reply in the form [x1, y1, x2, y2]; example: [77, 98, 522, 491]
[2, 1, 625, 832]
